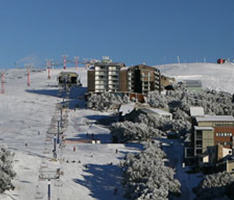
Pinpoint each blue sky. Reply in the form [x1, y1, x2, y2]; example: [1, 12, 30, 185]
[0, 0, 233, 68]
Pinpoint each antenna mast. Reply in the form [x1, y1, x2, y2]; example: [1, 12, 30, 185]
[74, 56, 79, 70]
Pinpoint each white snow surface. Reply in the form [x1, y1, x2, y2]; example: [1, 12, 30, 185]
[189, 107, 204, 117]
[156, 62, 234, 93]
[119, 103, 135, 116]
[0, 67, 140, 200]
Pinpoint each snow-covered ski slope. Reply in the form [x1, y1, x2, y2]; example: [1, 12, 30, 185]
[0, 67, 140, 200]
[157, 62, 234, 93]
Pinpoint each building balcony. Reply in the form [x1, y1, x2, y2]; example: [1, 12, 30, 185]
[154, 71, 160, 75]
[108, 71, 119, 76]
[95, 76, 107, 81]
[142, 81, 150, 85]
[95, 86, 106, 90]
[108, 83, 118, 87]
[95, 66, 107, 71]
[108, 75, 119, 79]
[95, 80, 107, 85]
[108, 66, 118, 71]
[108, 86, 118, 89]
[142, 89, 150, 92]
[195, 136, 202, 140]
[95, 71, 107, 76]
[108, 79, 119, 83]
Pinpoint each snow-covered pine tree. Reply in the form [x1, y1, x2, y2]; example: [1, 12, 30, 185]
[194, 171, 234, 200]
[122, 143, 181, 200]
[0, 146, 16, 193]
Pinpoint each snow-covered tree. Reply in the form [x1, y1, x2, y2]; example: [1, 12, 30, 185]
[111, 121, 166, 142]
[87, 92, 129, 111]
[147, 83, 234, 117]
[0, 146, 16, 193]
[122, 143, 181, 200]
[194, 172, 234, 200]
[111, 107, 191, 142]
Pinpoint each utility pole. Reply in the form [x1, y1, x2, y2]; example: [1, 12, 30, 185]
[62, 55, 68, 70]
[47, 60, 52, 79]
[1, 72, 5, 94]
[57, 121, 60, 144]
[60, 108, 63, 128]
[48, 179, 51, 200]
[53, 136, 57, 153]
[27, 68, 31, 87]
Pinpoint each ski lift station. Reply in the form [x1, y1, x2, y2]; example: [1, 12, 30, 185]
[57, 71, 82, 87]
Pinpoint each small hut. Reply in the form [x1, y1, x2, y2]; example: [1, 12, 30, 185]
[57, 72, 81, 88]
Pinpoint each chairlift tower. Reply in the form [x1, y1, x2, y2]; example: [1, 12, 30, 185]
[62, 55, 68, 70]
[46, 60, 52, 79]
[25, 64, 31, 87]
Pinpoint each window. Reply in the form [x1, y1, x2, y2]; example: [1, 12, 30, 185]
[196, 141, 202, 146]
[196, 149, 202, 154]
[215, 122, 234, 127]
[196, 130, 202, 137]
[216, 132, 233, 137]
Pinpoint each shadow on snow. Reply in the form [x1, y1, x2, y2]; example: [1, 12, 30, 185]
[66, 133, 111, 143]
[73, 163, 124, 200]
[85, 114, 119, 126]
[26, 86, 87, 109]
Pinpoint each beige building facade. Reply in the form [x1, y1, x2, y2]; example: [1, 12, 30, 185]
[87, 57, 125, 93]
[193, 115, 234, 164]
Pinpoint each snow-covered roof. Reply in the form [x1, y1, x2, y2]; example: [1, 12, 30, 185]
[139, 108, 172, 120]
[194, 126, 214, 131]
[147, 108, 172, 116]
[119, 103, 135, 115]
[190, 106, 204, 117]
[196, 115, 234, 122]
[183, 80, 202, 87]
[120, 67, 128, 71]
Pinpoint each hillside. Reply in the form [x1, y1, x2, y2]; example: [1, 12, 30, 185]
[157, 62, 234, 94]
[0, 67, 139, 200]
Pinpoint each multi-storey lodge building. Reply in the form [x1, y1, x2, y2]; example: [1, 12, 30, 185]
[119, 64, 161, 95]
[87, 57, 125, 93]
[88, 59, 161, 97]
[193, 115, 234, 163]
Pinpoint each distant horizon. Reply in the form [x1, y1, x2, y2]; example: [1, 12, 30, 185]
[1, 55, 233, 69]
[1, 60, 232, 71]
